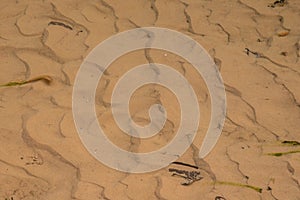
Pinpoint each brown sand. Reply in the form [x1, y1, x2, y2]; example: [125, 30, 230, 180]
[0, 0, 300, 199]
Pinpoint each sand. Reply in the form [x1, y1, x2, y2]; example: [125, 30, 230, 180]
[0, 0, 300, 199]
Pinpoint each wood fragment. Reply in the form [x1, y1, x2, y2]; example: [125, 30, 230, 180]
[168, 168, 202, 186]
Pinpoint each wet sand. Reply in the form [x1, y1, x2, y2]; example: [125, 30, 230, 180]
[0, 0, 300, 199]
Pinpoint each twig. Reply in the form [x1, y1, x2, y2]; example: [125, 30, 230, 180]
[168, 168, 202, 186]
[171, 161, 199, 169]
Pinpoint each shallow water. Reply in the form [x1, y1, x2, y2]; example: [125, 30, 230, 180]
[0, 0, 300, 199]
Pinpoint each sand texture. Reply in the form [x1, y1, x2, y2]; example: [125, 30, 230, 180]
[0, 0, 300, 199]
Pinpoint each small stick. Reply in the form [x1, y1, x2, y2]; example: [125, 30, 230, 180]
[171, 161, 199, 169]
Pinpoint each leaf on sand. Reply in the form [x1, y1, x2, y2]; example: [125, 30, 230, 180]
[282, 140, 300, 146]
[267, 150, 300, 157]
[216, 181, 262, 193]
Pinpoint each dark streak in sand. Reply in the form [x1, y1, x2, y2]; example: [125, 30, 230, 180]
[48, 21, 73, 30]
